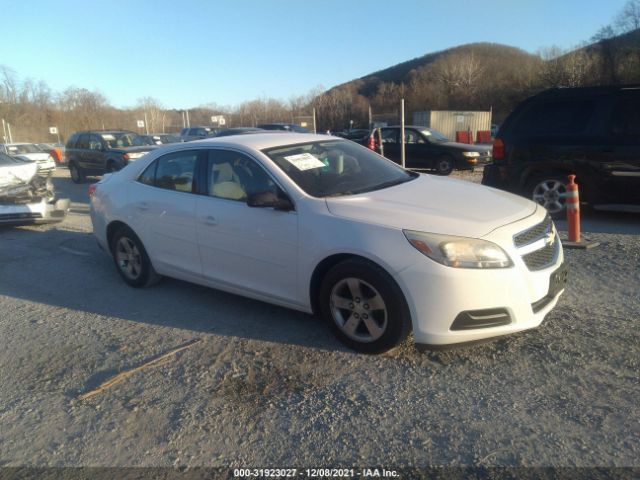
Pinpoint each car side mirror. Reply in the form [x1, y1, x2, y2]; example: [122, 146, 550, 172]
[247, 190, 294, 211]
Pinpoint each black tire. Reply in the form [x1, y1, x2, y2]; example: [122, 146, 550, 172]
[319, 259, 411, 354]
[434, 155, 454, 176]
[110, 226, 161, 288]
[69, 162, 85, 183]
[526, 174, 569, 218]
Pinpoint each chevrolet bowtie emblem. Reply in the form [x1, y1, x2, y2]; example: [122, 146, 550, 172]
[545, 231, 555, 246]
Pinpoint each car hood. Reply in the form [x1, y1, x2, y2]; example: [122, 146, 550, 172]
[0, 161, 38, 188]
[14, 152, 50, 161]
[441, 141, 491, 152]
[325, 174, 536, 238]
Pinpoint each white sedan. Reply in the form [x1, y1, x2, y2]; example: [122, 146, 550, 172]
[90, 133, 566, 353]
[1, 143, 57, 174]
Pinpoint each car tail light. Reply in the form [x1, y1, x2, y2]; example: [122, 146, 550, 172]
[88, 184, 97, 197]
[123, 153, 130, 161]
[367, 135, 376, 151]
[493, 138, 505, 161]
[50, 147, 63, 164]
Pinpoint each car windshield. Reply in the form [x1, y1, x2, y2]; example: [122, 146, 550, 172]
[6, 144, 41, 154]
[0, 152, 21, 165]
[420, 128, 449, 142]
[263, 140, 417, 198]
[100, 132, 140, 148]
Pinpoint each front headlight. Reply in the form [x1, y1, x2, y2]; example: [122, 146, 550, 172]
[403, 230, 512, 269]
[462, 151, 480, 157]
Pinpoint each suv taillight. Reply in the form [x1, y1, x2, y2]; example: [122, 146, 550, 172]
[492, 138, 505, 161]
[88, 184, 97, 197]
[123, 153, 130, 161]
[367, 135, 376, 151]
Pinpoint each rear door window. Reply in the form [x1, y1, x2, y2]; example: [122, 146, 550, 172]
[138, 150, 200, 193]
[380, 128, 398, 144]
[76, 134, 90, 149]
[609, 95, 640, 142]
[514, 99, 596, 136]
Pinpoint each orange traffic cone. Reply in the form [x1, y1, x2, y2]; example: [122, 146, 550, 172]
[562, 174, 599, 250]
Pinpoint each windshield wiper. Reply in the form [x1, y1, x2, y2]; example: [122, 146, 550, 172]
[351, 176, 415, 195]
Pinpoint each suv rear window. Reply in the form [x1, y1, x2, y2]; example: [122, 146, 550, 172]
[514, 99, 596, 136]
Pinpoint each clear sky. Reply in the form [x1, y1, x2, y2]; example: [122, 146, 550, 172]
[0, 0, 627, 109]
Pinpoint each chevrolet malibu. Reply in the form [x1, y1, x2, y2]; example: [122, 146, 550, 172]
[90, 133, 566, 353]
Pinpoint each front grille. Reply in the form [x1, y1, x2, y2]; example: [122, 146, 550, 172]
[522, 240, 558, 270]
[514, 215, 553, 247]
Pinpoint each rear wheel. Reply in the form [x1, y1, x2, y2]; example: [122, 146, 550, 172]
[527, 175, 568, 217]
[69, 162, 85, 183]
[110, 226, 161, 288]
[106, 161, 121, 173]
[319, 259, 411, 354]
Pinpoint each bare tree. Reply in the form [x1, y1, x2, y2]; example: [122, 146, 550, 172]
[615, 0, 640, 32]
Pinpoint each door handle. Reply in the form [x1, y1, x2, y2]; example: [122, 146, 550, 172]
[137, 202, 150, 211]
[203, 215, 218, 226]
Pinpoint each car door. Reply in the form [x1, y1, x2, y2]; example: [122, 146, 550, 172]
[127, 149, 203, 278]
[379, 128, 400, 164]
[75, 134, 90, 170]
[85, 134, 106, 174]
[601, 92, 640, 204]
[195, 148, 299, 303]
[403, 128, 432, 169]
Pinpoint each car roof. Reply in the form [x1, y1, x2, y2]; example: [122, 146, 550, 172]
[185, 132, 335, 150]
[535, 84, 640, 99]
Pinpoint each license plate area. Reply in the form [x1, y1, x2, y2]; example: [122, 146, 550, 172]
[549, 263, 569, 297]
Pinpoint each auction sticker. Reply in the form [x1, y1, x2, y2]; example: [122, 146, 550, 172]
[283, 153, 325, 171]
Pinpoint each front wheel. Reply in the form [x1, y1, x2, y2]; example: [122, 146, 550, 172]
[434, 155, 454, 175]
[319, 259, 411, 354]
[69, 162, 85, 183]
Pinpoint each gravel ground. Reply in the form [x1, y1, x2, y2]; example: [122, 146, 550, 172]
[0, 168, 638, 471]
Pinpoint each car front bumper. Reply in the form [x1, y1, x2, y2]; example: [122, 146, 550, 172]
[394, 209, 565, 347]
[0, 198, 70, 226]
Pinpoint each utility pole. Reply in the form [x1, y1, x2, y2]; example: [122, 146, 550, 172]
[144, 112, 149, 134]
[312, 107, 317, 134]
[400, 98, 406, 168]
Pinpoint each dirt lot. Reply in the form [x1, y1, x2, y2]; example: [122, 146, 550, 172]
[0, 168, 638, 471]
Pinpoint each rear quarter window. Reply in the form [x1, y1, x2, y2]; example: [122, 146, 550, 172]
[514, 99, 596, 136]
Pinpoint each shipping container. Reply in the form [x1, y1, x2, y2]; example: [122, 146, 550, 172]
[412, 110, 492, 142]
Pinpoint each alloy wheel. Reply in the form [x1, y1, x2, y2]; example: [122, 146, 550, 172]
[115, 237, 142, 280]
[330, 277, 388, 343]
[532, 179, 567, 214]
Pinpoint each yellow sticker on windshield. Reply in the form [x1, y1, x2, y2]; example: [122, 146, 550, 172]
[283, 153, 326, 171]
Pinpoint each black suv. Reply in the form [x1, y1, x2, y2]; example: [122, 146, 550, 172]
[65, 130, 157, 183]
[482, 85, 640, 215]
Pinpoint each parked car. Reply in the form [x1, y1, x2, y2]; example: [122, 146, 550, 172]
[333, 129, 370, 141]
[0, 152, 69, 225]
[133, 134, 181, 146]
[65, 130, 158, 183]
[482, 85, 640, 216]
[257, 123, 309, 133]
[363, 126, 492, 175]
[90, 133, 565, 354]
[1, 143, 57, 174]
[212, 127, 265, 137]
[180, 126, 222, 142]
[36, 143, 66, 166]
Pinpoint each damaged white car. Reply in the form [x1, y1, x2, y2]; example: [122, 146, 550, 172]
[0, 153, 69, 226]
